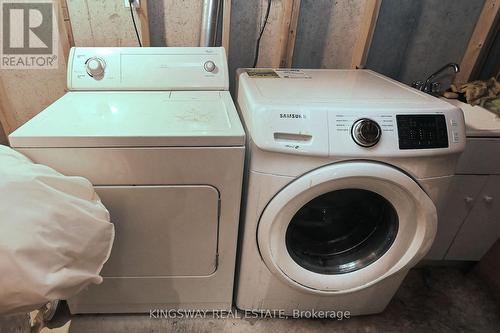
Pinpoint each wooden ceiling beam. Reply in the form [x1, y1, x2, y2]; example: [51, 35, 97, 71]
[278, 0, 301, 68]
[455, 0, 500, 83]
[222, 0, 232, 52]
[138, 0, 151, 47]
[351, 0, 382, 69]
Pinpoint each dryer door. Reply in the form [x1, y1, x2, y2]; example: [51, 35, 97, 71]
[257, 161, 437, 294]
[96, 185, 220, 277]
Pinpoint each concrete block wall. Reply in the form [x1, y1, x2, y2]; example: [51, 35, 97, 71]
[226, 0, 485, 91]
[366, 0, 485, 86]
[292, 0, 365, 69]
[148, 0, 203, 46]
[67, 0, 145, 46]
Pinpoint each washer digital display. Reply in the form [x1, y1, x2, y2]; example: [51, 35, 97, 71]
[397, 115, 448, 149]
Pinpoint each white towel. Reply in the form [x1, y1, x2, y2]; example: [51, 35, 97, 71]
[0, 145, 114, 315]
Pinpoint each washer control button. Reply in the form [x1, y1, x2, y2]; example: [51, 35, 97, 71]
[351, 118, 382, 147]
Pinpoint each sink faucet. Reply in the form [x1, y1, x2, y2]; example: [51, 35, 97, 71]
[412, 63, 460, 95]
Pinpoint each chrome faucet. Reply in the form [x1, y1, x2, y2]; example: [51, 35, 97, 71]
[412, 63, 460, 95]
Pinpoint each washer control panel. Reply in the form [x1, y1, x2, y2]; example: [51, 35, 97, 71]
[254, 106, 465, 157]
[240, 68, 466, 158]
[327, 109, 464, 157]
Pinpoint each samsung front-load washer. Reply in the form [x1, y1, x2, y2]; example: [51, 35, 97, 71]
[9, 47, 245, 313]
[234, 69, 465, 315]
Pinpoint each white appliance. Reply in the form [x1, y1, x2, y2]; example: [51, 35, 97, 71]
[234, 69, 466, 315]
[8, 47, 245, 313]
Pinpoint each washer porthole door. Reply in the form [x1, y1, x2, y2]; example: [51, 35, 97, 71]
[285, 188, 399, 275]
[257, 162, 437, 294]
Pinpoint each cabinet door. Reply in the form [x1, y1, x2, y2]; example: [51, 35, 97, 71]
[446, 175, 500, 261]
[425, 175, 488, 260]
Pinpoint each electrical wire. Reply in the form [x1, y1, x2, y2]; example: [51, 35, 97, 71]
[129, 0, 142, 47]
[252, 0, 272, 68]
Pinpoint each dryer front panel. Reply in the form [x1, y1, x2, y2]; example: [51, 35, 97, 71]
[96, 185, 219, 277]
[257, 162, 437, 294]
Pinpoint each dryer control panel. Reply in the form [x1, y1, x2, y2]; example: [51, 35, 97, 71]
[67, 47, 229, 91]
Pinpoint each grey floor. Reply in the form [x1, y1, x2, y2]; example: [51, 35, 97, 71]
[2, 266, 500, 333]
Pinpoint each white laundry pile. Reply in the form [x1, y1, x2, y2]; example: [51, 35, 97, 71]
[0, 145, 114, 314]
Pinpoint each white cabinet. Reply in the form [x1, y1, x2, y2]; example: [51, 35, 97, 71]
[439, 100, 500, 261]
[425, 175, 488, 260]
[446, 175, 500, 260]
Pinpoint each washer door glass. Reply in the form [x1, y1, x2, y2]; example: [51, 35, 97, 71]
[285, 189, 398, 275]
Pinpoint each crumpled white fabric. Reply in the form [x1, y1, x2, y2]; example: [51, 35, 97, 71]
[0, 145, 114, 315]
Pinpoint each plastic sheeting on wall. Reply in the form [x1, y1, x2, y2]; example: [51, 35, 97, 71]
[0, 145, 114, 315]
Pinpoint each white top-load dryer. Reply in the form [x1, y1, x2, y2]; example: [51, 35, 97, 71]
[9, 47, 245, 313]
[234, 69, 465, 315]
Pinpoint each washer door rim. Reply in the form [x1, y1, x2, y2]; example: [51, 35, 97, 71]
[257, 161, 437, 295]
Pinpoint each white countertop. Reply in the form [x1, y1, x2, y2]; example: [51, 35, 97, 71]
[442, 98, 500, 137]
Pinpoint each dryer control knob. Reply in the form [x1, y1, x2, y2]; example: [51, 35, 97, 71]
[85, 57, 106, 78]
[204, 60, 216, 72]
[351, 118, 382, 147]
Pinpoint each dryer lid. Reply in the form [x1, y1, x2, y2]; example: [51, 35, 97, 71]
[9, 91, 245, 148]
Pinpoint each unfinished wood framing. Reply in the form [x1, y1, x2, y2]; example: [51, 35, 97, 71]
[455, 0, 500, 83]
[255, 0, 301, 68]
[57, 0, 74, 63]
[138, 0, 151, 46]
[0, 80, 17, 136]
[0, 126, 7, 145]
[279, 0, 301, 68]
[222, 0, 231, 52]
[351, 0, 382, 69]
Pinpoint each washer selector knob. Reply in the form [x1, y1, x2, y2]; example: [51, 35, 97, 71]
[85, 57, 106, 78]
[351, 118, 382, 147]
[204, 60, 216, 72]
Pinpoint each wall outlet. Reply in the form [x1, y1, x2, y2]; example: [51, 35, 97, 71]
[124, 0, 140, 8]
